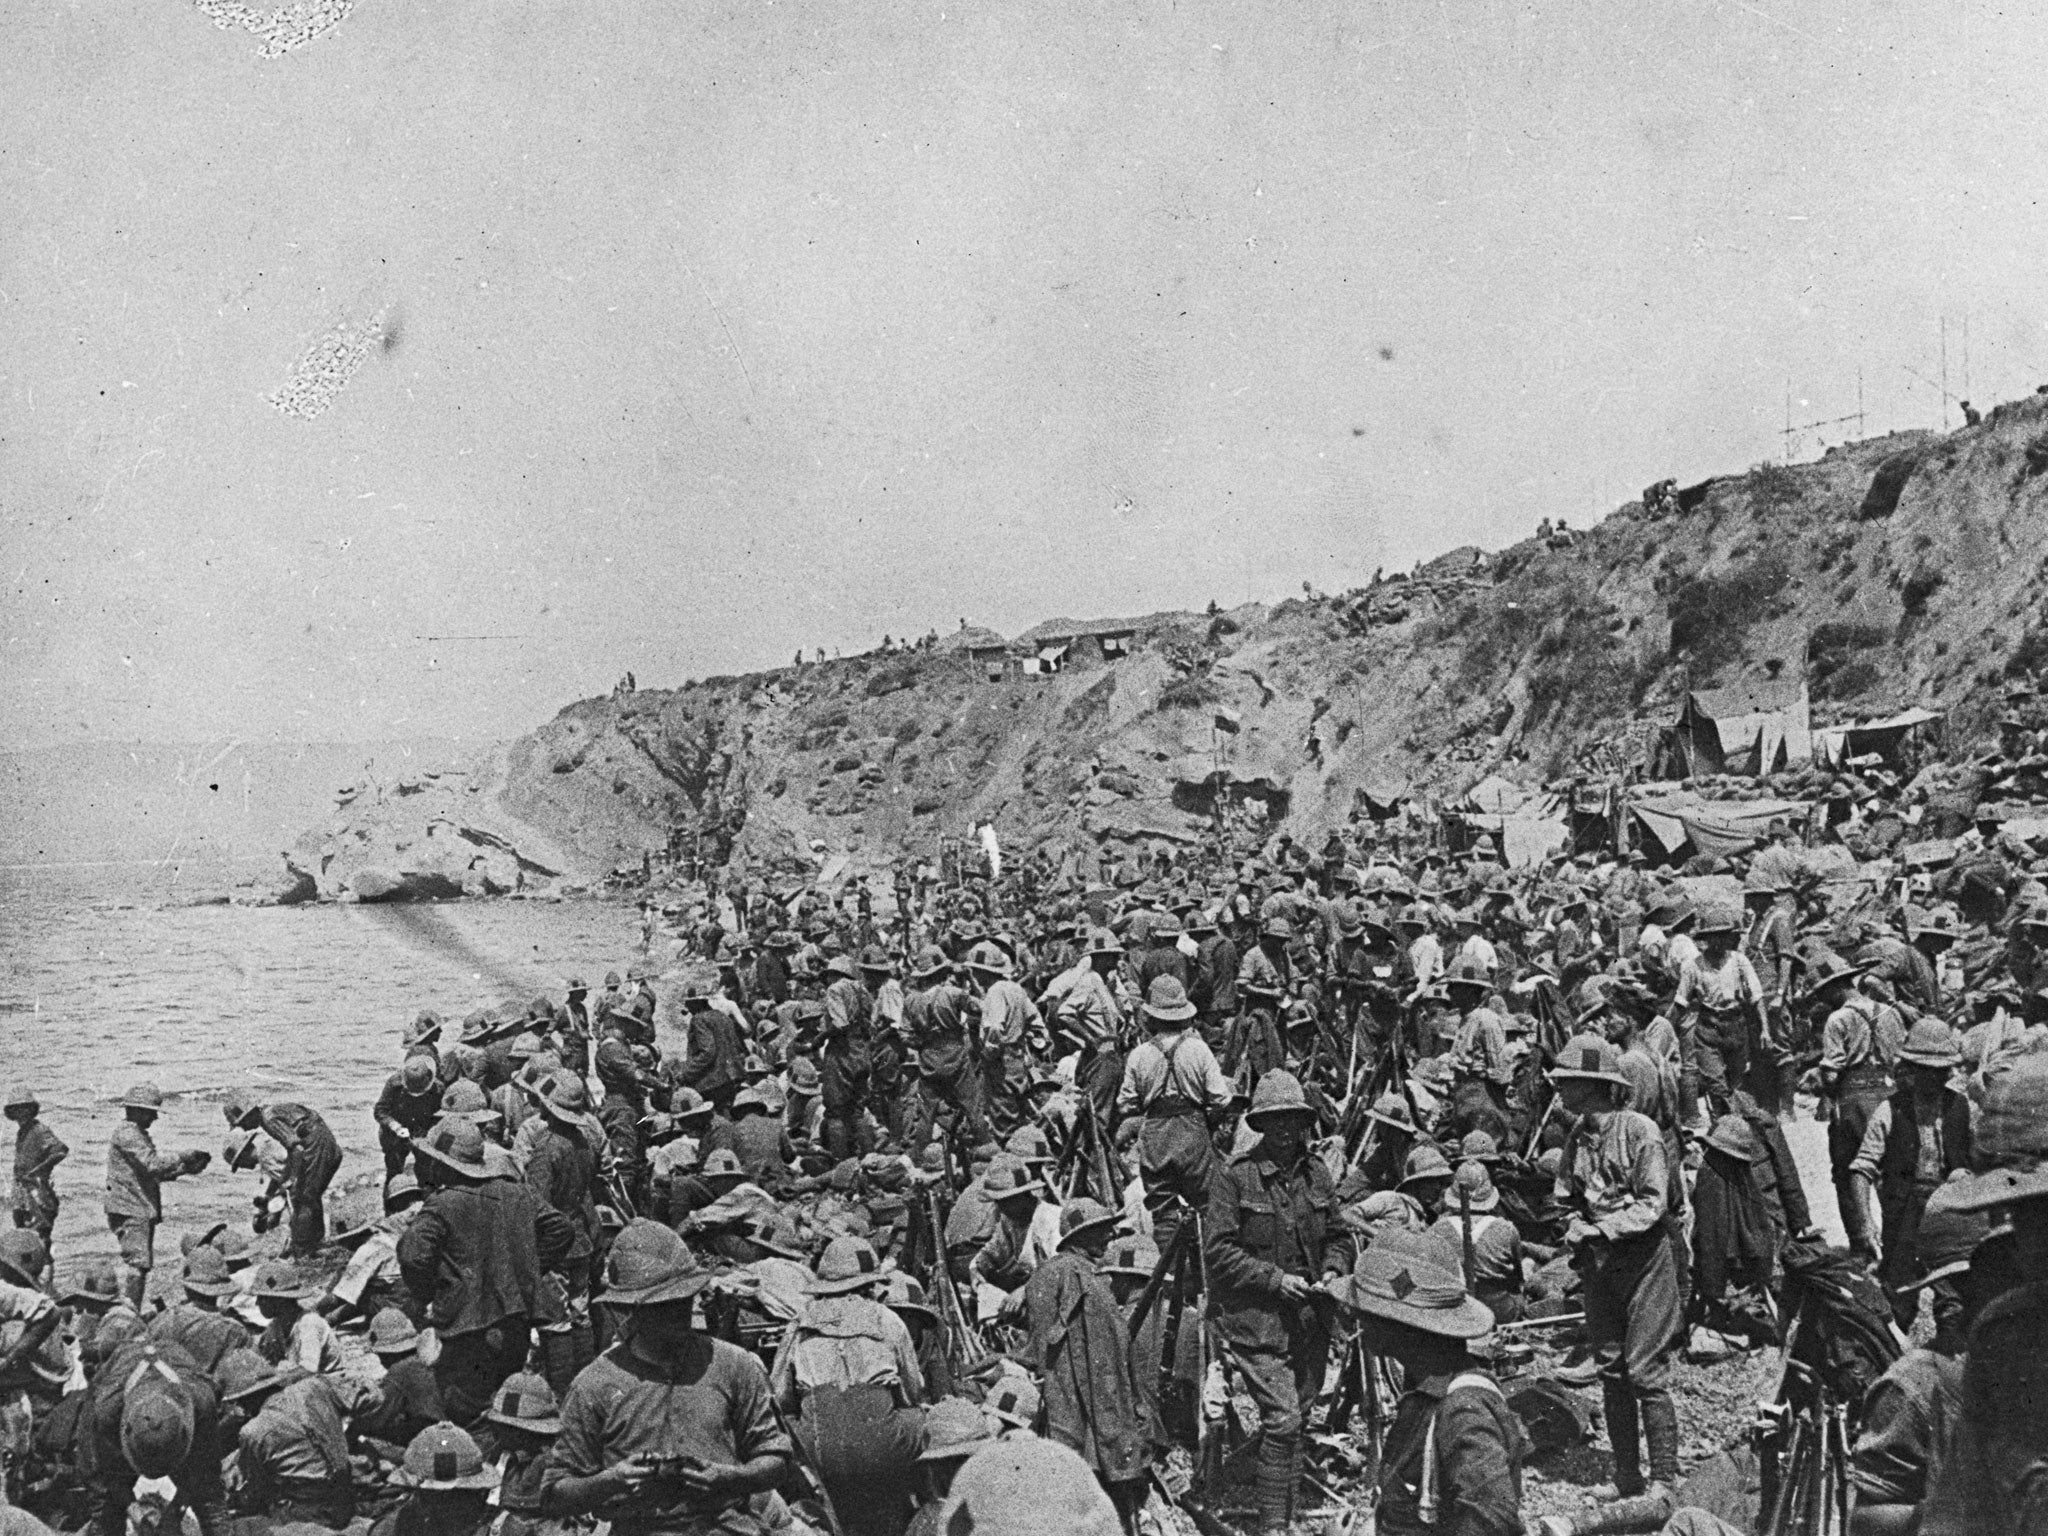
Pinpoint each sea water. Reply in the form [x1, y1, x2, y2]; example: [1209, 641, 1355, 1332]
[0, 862, 639, 1271]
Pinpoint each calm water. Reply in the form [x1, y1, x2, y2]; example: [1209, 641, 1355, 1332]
[0, 862, 641, 1270]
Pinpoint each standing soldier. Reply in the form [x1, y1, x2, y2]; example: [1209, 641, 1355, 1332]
[1188, 907, 1238, 1047]
[1115, 976, 1233, 1257]
[968, 943, 1044, 1135]
[1550, 1033, 1683, 1511]
[1848, 1020, 1971, 1330]
[1741, 870, 1798, 1109]
[375, 1057, 444, 1180]
[1672, 907, 1768, 1123]
[900, 946, 990, 1152]
[221, 1092, 344, 1257]
[6, 1085, 66, 1248]
[818, 955, 875, 1161]
[103, 1083, 211, 1310]
[1041, 930, 1128, 1127]
[1442, 959, 1513, 1143]
[1806, 952, 1902, 1261]
[1206, 1070, 1354, 1535]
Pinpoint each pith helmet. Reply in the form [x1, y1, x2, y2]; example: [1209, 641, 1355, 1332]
[396, 1422, 501, 1490]
[1244, 1070, 1315, 1127]
[1547, 1032, 1632, 1090]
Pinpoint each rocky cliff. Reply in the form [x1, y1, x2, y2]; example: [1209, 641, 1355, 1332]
[289, 396, 2048, 900]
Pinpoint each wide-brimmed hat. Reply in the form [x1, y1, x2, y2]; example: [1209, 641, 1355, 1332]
[982, 1162, 1045, 1202]
[1444, 957, 1493, 992]
[396, 1423, 502, 1490]
[403, 1011, 444, 1048]
[120, 1083, 166, 1113]
[880, 1271, 940, 1323]
[1705, 1114, 1765, 1162]
[1085, 928, 1127, 957]
[540, 1074, 593, 1123]
[1896, 1019, 1961, 1070]
[2, 1083, 39, 1112]
[179, 1247, 236, 1298]
[217, 1348, 288, 1404]
[250, 1260, 317, 1302]
[786, 1058, 822, 1094]
[1400, 1145, 1453, 1190]
[964, 943, 1013, 979]
[985, 1375, 1041, 1431]
[415, 1117, 489, 1177]
[1548, 1033, 1632, 1090]
[63, 1259, 125, 1308]
[120, 1365, 196, 1479]
[1799, 952, 1865, 1000]
[440, 1079, 501, 1126]
[1897, 1182, 1996, 1292]
[1244, 1069, 1315, 1127]
[0, 1230, 48, 1288]
[1141, 975, 1198, 1024]
[1364, 1092, 1418, 1134]
[485, 1372, 562, 1435]
[699, 1149, 748, 1185]
[909, 945, 953, 983]
[1100, 1235, 1160, 1279]
[367, 1306, 422, 1354]
[810, 1235, 888, 1295]
[1324, 1238, 1495, 1338]
[598, 1220, 712, 1306]
[1056, 1199, 1121, 1252]
[920, 1397, 1000, 1463]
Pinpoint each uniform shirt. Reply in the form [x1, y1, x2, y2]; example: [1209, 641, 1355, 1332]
[543, 1337, 792, 1536]
[1852, 1347, 1960, 1505]
[239, 1372, 362, 1496]
[1407, 934, 1444, 993]
[147, 1303, 248, 1377]
[1553, 1109, 1668, 1241]
[1849, 1095, 1960, 1186]
[1448, 1008, 1512, 1086]
[1376, 1372, 1525, 1536]
[767, 1294, 924, 1407]
[257, 1310, 343, 1376]
[1194, 933, 1240, 1016]
[104, 1121, 187, 1221]
[1041, 962, 1122, 1049]
[822, 977, 873, 1038]
[1429, 1212, 1523, 1298]
[978, 979, 1044, 1053]
[11, 1119, 67, 1221]
[1114, 1030, 1232, 1118]
[1673, 950, 1763, 1014]
[1206, 1145, 1354, 1351]
[354, 1355, 445, 1448]
[1820, 998, 1907, 1082]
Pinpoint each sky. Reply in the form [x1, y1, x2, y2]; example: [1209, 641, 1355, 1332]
[5, 0, 2048, 750]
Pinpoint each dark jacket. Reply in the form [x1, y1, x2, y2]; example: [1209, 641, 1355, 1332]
[397, 1178, 570, 1337]
[374, 1075, 442, 1142]
[677, 1008, 748, 1105]
[1206, 1142, 1353, 1351]
[523, 1123, 600, 1263]
[1193, 933, 1240, 1017]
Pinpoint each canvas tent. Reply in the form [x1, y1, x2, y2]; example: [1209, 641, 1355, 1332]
[1663, 680, 1812, 778]
[1629, 792, 1809, 861]
[1811, 707, 1944, 770]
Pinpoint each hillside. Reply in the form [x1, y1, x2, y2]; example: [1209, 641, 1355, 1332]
[290, 396, 2048, 900]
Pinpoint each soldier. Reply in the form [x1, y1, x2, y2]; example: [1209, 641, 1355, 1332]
[376, 1056, 444, 1179]
[1550, 1033, 1682, 1508]
[1206, 1070, 1354, 1535]
[372, 1422, 501, 1536]
[1443, 958, 1513, 1143]
[1040, 930, 1127, 1126]
[102, 1083, 210, 1310]
[5, 1086, 65, 1249]
[1114, 976, 1233, 1258]
[1848, 1020, 1971, 1330]
[85, 1338, 229, 1536]
[1808, 952, 1902, 1260]
[967, 943, 1044, 1135]
[1672, 907, 1767, 1121]
[1322, 1233, 1525, 1536]
[819, 954, 876, 1160]
[221, 1091, 344, 1256]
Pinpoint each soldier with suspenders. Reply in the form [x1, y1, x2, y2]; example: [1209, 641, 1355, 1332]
[1115, 976, 1233, 1257]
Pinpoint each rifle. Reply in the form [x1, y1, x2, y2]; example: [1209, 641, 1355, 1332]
[924, 1186, 987, 1368]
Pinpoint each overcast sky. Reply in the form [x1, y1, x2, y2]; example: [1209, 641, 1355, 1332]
[4, 0, 2045, 749]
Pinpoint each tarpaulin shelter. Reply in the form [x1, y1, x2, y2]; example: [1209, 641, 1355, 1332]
[1630, 793, 1810, 862]
[1663, 680, 1812, 778]
[1454, 781, 1569, 868]
[1811, 707, 1944, 770]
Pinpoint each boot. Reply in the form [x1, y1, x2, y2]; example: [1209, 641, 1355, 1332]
[1640, 1390, 1680, 1491]
[1601, 1380, 1643, 1497]
[1255, 1431, 1296, 1535]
